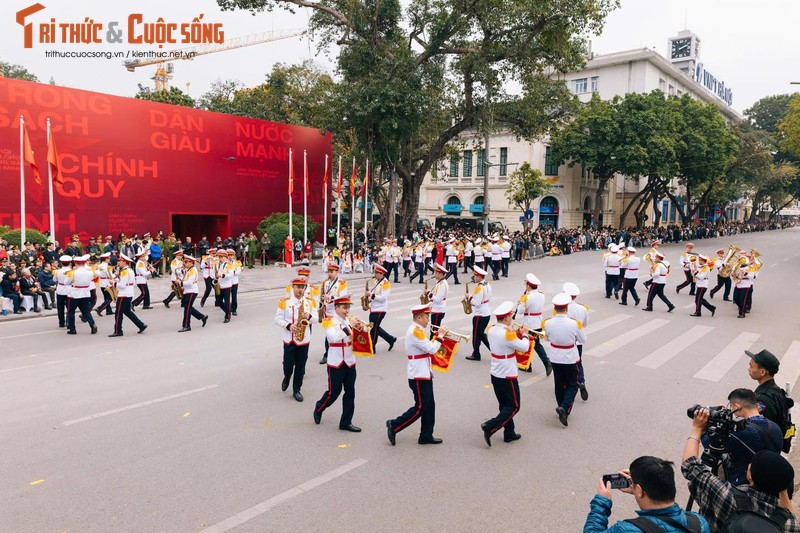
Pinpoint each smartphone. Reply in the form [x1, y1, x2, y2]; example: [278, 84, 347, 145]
[602, 473, 632, 489]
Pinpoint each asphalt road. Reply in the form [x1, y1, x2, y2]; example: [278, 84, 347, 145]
[1, 227, 799, 532]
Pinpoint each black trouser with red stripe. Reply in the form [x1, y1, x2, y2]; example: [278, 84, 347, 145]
[231, 284, 239, 313]
[133, 283, 150, 307]
[89, 288, 97, 310]
[429, 312, 444, 340]
[181, 293, 204, 328]
[471, 315, 491, 358]
[646, 283, 673, 309]
[391, 378, 435, 440]
[552, 362, 580, 415]
[56, 294, 67, 327]
[283, 342, 309, 393]
[67, 297, 95, 332]
[693, 287, 716, 316]
[620, 278, 639, 304]
[96, 287, 114, 315]
[734, 286, 752, 317]
[676, 270, 695, 294]
[315, 364, 356, 427]
[617, 269, 626, 291]
[483, 375, 520, 439]
[368, 311, 395, 348]
[216, 287, 232, 319]
[112, 296, 145, 335]
[446, 262, 459, 283]
[605, 273, 619, 298]
[201, 278, 213, 305]
[710, 274, 731, 300]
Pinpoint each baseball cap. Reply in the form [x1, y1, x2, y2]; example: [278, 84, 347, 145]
[745, 349, 780, 375]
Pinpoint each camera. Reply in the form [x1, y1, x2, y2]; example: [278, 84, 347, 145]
[602, 473, 632, 489]
[687, 404, 747, 468]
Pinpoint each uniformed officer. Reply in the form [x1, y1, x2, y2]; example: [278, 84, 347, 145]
[132, 249, 152, 309]
[480, 301, 530, 446]
[643, 251, 675, 313]
[542, 292, 587, 427]
[428, 263, 449, 337]
[690, 255, 716, 318]
[108, 253, 148, 337]
[275, 278, 317, 401]
[733, 256, 756, 319]
[228, 249, 242, 316]
[619, 246, 641, 306]
[500, 234, 512, 277]
[216, 249, 234, 323]
[66, 255, 98, 335]
[473, 238, 485, 272]
[178, 255, 208, 332]
[489, 237, 502, 280]
[55, 255, 73, 328]
[366, 265, 397, 351]
[314, 294, 361, 432]
[515, 273, 552, 375]
[747, 349, 793, 437]
[319, 263, 347, 365]
[199, 248, 216, 307]
[603, 244, 621, 299]
[94, 252, 115, 317]
[676, 242, 697, 295]
[642, 240, 661, 290]
[445, 237, 460, 284]
[386, 303, 448, 446]
[563, 282, 590, 401]
[465, 266, 492, 361]
[162, 250, 184, 308]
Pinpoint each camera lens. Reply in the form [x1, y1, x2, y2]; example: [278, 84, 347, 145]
[687, 404, 701, 419]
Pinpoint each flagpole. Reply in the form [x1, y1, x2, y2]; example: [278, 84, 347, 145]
[323, 154, 328, 251]
[303, 149, 308, 246]
[364, 159, 369, 240]
[288, 147, 293, 243]
[336, 155, 342, 247]
[47, 118, 55, 243]
[351, 156, 355, 252]
[19, 116, 26, 244]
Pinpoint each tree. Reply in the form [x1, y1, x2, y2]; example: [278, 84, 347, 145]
[0, 59, 38, 82]
[745, 94, 793, 134]
[216, 0, 618, 234]
[778, 94, 800, 158]
[550, 93, 622, 226]
[197, 79, 244, 115]
[504, 162, 551, 231]
[134, 85, 196, 108]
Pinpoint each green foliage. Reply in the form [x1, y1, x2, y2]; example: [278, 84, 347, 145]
[505, 163, 550, 230]
[135, 85, 196, 108]
[264, 223, 298, 259]
[2, 228, 48, 248]
[746, 94, 794, 134]
[257, 213, 318, 242]
[0, 225, 11, 238]
[778, 94, 800, 158]
[0, 59, 38, 81]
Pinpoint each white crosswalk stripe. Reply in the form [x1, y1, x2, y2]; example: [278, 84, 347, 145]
[587, 319, 669, 358]
[778, 341, 800, 394]
[584, 314, 631, 335]
[693, 331, 761, 382]
[636, 325, 715, 369]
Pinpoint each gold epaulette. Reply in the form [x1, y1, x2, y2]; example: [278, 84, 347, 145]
[413, 328, 426, 340]
[278, 297, 289, 309]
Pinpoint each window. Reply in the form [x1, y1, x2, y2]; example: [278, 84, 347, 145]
[590, 76, 599, 92]
[463, 150, 473, 177]
[659, 78, 666, 92]
[573, 78, 588, 94]
[544, 146, 558, 176]
[499, 147, 508, 176]
[447, 196, 460, 205]
[477, 149, 486, 177]
[449, 154, 459, 177]
[474, 195, 484, 205]
[668, 84, 675, 96]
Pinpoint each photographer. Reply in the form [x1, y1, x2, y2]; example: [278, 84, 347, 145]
[683, 409, 798, 532]
[584, 456, 709, 532]
[698, 389, 782, 486]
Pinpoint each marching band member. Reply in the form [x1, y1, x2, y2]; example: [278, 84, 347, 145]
[489, 237, 502, 281]
[162, 250, 184, 308]
[734, 256, 757, 319]
[676, 242, 697, 295]
[603, 244, 621, 299]
[424, 239, 434, 275]
[515, 273, 552, 375]
[642, 240, 661, 290]
[480, 301, 530, 446]
[643, 251, 675, 313]
[66, 255, 98, 335]
[463, 238, 474, 274]
[132, 249, 153, 309]
[619, 246, 641, 306]
[386, 303, 448, 446]
[690, 255, 716, 318]
[445, 237, 460, 284]
[473, 238, 485, 272]
[314, 294, 361, 432]
[391, 238, 402, 283]
[200, 248, 216, 307]
[87, 255, 99, 313]
[616, 242, 627, 295]
[543, 293, 587, 427]
[500, 234, 512, 277]
[465, 266, 492, 361]
[215, 249, 234, 323]
[709, 248, 732, 301]
[409, 242, 425, 284]
[55, 255, 73, 328]
[94, 252, 115, 317]
[228, 249, 241, 316]
[563, 282, 590, 401]
[178, 255, 208, 332]
[275, 278, 317, 401]
[402, 242, 413, 279]
[108, 253, 148, 337]
[366, 265, 397, 351]
[429, 263, 449, 337]
[319, 264, 347, 365]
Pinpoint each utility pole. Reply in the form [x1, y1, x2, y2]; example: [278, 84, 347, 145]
[482, 131, 490, 235]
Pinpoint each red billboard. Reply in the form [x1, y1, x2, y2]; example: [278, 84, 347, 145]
[0, 78, 332, 243]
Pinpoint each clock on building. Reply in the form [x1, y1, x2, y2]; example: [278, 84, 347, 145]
[668, 31, 699, 66]
[671, 37, 692, 59]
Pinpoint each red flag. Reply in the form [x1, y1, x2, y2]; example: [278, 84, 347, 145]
[47, 131, 62, 185]
[359, 161, 370, 197]
[303, 151, 308, 192]
[350, 160, 357, 197]
[288, 149, 294, 196]
[323, 157, 329, 187]
[23, 125, 41, 186]
[336, 160, 343, 197]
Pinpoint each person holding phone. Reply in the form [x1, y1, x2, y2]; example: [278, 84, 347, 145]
[583, 456, 709, 532]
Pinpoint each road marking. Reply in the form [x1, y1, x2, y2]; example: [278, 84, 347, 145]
[29, 479, 44, 486]
[587, 319, 669, 358]
[770, 263, 778, 268]
[62, 384, 219, 426]
[694, 332, 761, 382]
[583, 314, 631, 335]
[683, 303, 695, 309]
[0, 330, 60, 341]
[636, 325, 714, 369]
[0, 359, 67, 374]
[520, 374, 547, 387]
[778, 341, 800, 395]
[200, 458, 367, 533]
[785, 258, 790, 262]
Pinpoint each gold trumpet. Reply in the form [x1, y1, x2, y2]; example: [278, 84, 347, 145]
[348, 316, 373, 331]
[430, 325, 470, 343]
[510, 323, 546, 338]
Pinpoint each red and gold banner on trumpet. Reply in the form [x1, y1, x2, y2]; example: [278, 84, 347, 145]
[516, 341, 535, 371]
[352, 328, 374, 357]
[432, 337, 459, 373]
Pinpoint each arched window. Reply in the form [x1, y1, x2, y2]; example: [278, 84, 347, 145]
[474, 195, 484, 205]
[539, 196, 560, 228]
[443, 195, 463, 215]
[447, 196, 460, 205]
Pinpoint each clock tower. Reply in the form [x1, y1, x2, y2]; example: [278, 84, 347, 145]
[667, 30, 700, 78]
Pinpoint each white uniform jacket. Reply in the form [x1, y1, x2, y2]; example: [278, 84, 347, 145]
[430, 279, 448, 314]
[274, 295, 317, 346]
[470, 282, 492, 316]
[135, 260, 150, 285]
[566, 300, 590, 346]
[368, 278, 391, 313]
[70, 266, 94, 299]
[218, 262, 235, 289]
[501, 241, 511, 258]
[405, 323, 442, 380]
[603, 253, 620, 275]
[652, 262, 669, 284]
[96, 262, 111, 288]
[516, 290, 545, 330]
[624, 256, 642, 279]
[487, 324, 530, 379]
[116, 267, 136, 298]
[324, 314, 356, 368]
[473, 245, 485, 263]
[542, 314, 586, 364]
[182, 266, 200, 294]
[56, 267, 72, 296]
[321, 278, 348, 317]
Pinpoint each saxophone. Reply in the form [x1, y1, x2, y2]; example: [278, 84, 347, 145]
[361, 279, 371, 311]
[295, 297, 310, 342]
[212, 261, 222, 296]
[420, 277, 431, 305]
[319, 279, 331, 322]
[461, 282, 473, 315]
[173, 267, 184, 299]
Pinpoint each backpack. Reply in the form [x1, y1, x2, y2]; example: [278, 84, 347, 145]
[726, 487, 792, 532]
[764, 386, 796, 453]
[624, 513, 702, 532]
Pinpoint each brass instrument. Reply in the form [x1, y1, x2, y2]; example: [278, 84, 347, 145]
[107, 265, 119, 302]
[718, 245, 741, 278]
[212, 262, 222, 296]
[420, 277, 434, 305]
[461, 282, 473, 315]
[319, 279, 331, 322]
[430, 325, 470, 343]
[643, 252, 654, 266]
[512, 284, 532, 320]
[749, 249, 763, 271]
[731, 255, 749, 281]
[294, 298, 310, 342]
[361, 279, 371, 311]
[348, 316, 373, 332]
[510, 322, 546, 338]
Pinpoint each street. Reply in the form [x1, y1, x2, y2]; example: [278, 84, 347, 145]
[2, 228, 799, 532]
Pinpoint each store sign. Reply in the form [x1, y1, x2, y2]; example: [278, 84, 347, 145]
[694, 63, 733, 106]
[443, 204, 462, 214]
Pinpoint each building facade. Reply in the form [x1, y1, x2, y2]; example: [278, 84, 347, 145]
[417, 31, 743, 231]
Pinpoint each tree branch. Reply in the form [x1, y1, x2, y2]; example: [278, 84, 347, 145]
[281, 0, 354, 30]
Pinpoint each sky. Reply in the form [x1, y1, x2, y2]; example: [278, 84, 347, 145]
[1, 0, 798, 114]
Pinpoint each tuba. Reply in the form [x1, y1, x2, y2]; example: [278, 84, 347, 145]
[361, 279, 371, 311]
[294, 298, 310, 342]
[461, 283, 473, 315]
[719, 245, 741, 278]
[749, 249, 763, 271]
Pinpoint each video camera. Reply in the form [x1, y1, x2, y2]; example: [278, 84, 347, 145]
[687, 405, 747, 469]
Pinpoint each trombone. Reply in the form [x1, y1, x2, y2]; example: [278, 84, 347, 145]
[430, 325, 470, 343]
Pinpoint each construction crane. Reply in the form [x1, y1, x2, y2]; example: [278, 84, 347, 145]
[123, 29, 307, 91]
